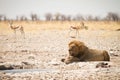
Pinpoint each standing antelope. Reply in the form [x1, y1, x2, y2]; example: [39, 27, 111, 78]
[9, 21, 25, 39]
[69, 22, 88, 38]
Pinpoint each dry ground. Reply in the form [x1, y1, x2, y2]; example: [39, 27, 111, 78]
[0, 21, 120, 80]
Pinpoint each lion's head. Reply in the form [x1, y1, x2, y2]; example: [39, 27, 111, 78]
[68, 40, 88, 57]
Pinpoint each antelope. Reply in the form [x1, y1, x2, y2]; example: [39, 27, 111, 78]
[69, 22, 88, 38]
[9, 21, 25, 39]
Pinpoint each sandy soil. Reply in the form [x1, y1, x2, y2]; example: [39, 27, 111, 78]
[0, 21, 120, 80]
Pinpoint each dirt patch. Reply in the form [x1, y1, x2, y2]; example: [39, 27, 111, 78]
[0, 22, 120, 79]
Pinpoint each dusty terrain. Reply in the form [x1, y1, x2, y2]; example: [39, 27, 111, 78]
[0, 21, 120, 80]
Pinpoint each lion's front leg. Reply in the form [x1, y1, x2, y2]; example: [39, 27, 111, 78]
[61, 58, 71, 64]
[61, 56, 80, 64]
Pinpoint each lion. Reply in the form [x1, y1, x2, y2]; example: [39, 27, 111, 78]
[61, 40, 110, 64]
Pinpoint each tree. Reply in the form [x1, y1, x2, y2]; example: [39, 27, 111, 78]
[0, 15, 3, 21]
[105, 12, 119, 21]
[3, 16, 7, 21]
[54, 13, 61, 21]
[86, 15, 94, 21]
[66, 15, 72, 21]
[94, 16, 101, 21]
[73, 14, 84, 21]
[45, 13, 52, 21]
[30, 13, 39, 21]
[20, 15, 28, 21]
[61, 14, 66, 21]
[60, 14, 71, 21]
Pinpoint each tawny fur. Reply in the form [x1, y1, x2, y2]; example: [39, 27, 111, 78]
[61, 40, 110, 64]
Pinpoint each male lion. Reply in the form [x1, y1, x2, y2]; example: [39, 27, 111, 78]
[61, 40, 110, 64]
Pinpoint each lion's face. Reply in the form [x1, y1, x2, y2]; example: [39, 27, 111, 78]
[68, 40, 87, 57]
[69, 43, 79, 56]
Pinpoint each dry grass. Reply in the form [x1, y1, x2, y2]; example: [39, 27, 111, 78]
[0, 21, 120, 35]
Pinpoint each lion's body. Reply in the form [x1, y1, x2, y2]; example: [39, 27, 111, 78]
[61, 40, 110, 64]
[78, 49, 110, 61]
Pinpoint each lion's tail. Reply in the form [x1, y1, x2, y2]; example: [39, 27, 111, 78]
[103, 51, 110, 61]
